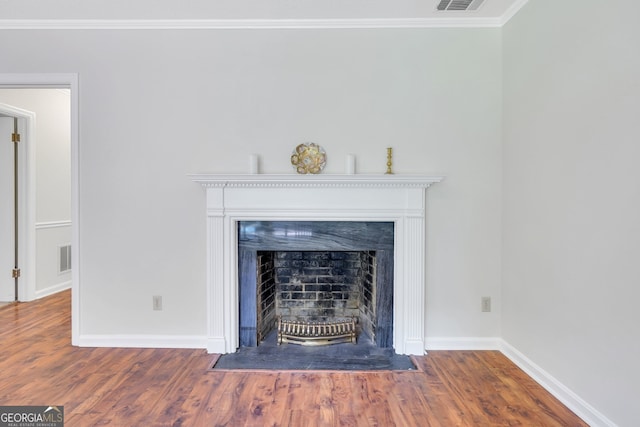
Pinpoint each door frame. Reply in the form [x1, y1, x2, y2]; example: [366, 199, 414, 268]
[0, 74, 79, 346]
[0, 104, 36, 302]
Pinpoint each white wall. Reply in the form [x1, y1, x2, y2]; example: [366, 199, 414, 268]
[0, 28, 502, 340]
[503, 1, 640, 425]
[0, 89, 72, 297]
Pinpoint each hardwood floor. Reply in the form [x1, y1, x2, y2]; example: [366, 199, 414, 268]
[0, 291, 587, 426]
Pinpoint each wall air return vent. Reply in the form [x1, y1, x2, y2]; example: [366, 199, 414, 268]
[437, 0, 486, 11]
[59, 244, 71, 274]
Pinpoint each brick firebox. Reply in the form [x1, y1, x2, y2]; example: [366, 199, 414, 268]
[255, 250, 378, 344]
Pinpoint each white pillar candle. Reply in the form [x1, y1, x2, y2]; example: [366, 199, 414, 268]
[249, 154, 259, 174]
[346, 154, 355, 175]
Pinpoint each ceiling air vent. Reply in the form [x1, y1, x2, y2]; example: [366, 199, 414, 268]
[437, 0, 486, 11]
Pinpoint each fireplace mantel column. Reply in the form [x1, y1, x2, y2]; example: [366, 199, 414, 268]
[205, 187, 233, 352]
[402, 214, 428, 354]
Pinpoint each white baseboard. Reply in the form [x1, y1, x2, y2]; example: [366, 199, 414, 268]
[425, 336, 502, 351]
[77, 334, 207, 350]
[207, 337, 229, 354]
[404, 339, 428, 355]
[34, 280, 71, 300]
[424, 337, 617, 426]
[499, 340, 617, 427]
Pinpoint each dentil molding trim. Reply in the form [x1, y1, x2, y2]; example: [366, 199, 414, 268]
[189, 174, 444, 189]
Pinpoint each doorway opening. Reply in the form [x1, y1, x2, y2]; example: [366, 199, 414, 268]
[0, 106, 34, 303]
[0, 74, 79, 346]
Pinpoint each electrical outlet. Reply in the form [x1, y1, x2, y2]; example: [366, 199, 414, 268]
[153, 295, 162, 311]
[481, 297, 491, 312]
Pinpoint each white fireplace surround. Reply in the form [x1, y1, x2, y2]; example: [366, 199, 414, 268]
[191, 174, 443, 355]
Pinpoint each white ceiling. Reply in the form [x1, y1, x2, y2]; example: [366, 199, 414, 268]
[0, 0, 528, 29]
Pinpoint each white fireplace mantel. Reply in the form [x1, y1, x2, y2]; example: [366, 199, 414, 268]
[191, 174, 443, 355]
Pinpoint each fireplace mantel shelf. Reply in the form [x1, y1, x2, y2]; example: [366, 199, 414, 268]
[190, 174, 443, 189]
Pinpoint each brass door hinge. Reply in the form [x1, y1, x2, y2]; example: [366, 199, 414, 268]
[12, 132, 21, 143]
[12, 268, 21, 279]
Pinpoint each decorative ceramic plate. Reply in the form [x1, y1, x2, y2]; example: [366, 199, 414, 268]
[290, 143, 327, 174]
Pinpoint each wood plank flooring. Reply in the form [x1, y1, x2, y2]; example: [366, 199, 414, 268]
[0, 290, 587, 426]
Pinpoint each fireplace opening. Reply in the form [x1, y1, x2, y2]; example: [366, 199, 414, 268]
[256, 250, 378, 345]
[238, 221, 394, 349]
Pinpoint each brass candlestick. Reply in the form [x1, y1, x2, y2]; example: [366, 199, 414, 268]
[385, 147, 393, 174]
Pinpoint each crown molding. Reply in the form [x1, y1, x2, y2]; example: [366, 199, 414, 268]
[0, 1, 529, 30]
[499, 0, 529, 26]
[0, 16, 509, 30]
